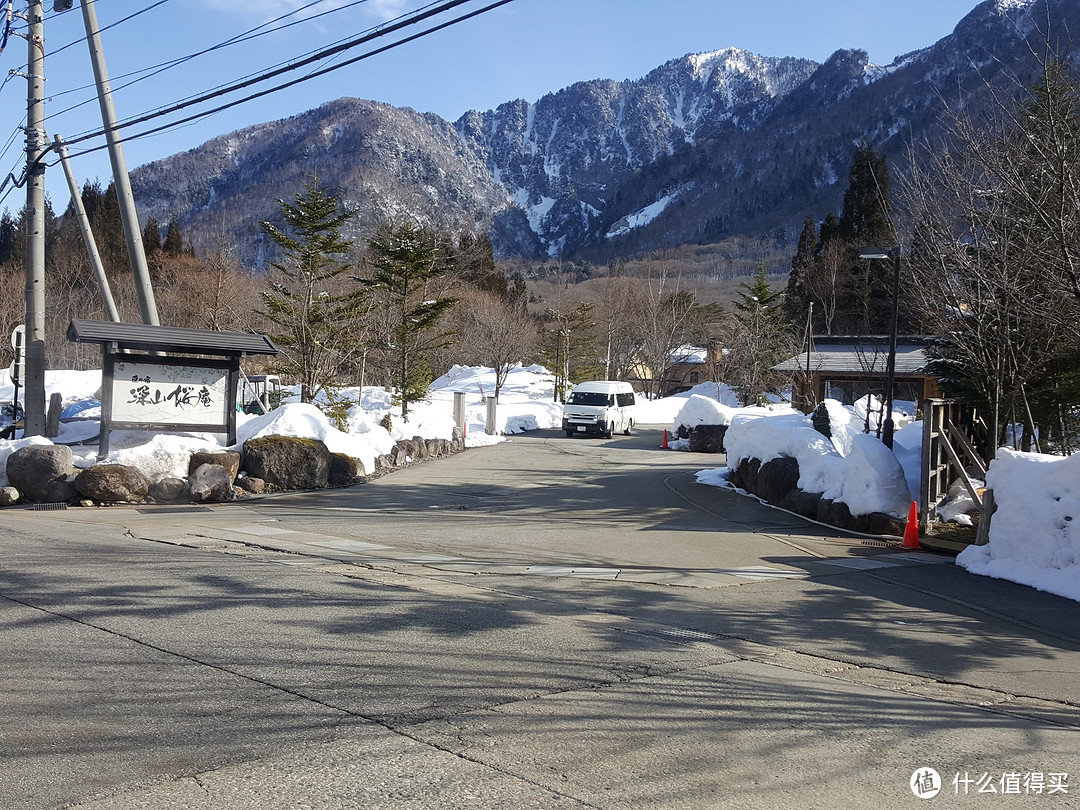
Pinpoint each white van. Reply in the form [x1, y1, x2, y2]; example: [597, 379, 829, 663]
[562, 380, 637, 438]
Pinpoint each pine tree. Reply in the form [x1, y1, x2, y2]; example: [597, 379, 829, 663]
[258, 177, 369, 403]
[839, 139, 893, 246]
[163, 220, 184, 256]
[785, 212, 816, 327]
[142, 218, 162, 254]
[726, 262, 791, 404]
[362, 222, 457, 420]
[839, 140, 895, 333]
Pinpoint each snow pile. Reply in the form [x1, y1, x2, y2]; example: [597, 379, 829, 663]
[427, 364, 563, 442]
[89, 432, 225, 481]
[671, 394, 738, 433]
[0, 368, 101, 407]
[957, 449, 1080, 602]
[238, 403, 396, 476]
[635, 381, 741, 424]
[720, 407, 912, 518]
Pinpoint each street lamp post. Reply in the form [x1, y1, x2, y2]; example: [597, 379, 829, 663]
[858, 246, 901, 450]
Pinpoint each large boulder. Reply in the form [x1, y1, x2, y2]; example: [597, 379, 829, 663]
[7, 445, 75, 503]
[189, 463, 236, 503]
[235, 475, 265, 495]
[188, 450, 241, 482]
[241, 436, 330, 490]
[74, 464, 150, 503]
[688, 424, 728, 453]
[757, 456, 801, 506]
[149, 477, 188, 503]
[328, 453, 359, 487]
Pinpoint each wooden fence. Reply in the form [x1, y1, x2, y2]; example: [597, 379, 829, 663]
[920, 399, 991, 536]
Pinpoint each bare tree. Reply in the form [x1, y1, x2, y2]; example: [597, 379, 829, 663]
[453, 290, 538, 398]
[900, 59, 1080, 454]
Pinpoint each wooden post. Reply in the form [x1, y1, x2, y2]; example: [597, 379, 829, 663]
[46, 392, 62, 438]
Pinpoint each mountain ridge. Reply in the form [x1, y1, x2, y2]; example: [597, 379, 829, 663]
[130, 0, 1077, 267]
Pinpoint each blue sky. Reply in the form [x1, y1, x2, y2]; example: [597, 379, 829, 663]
[0, 0, 982, 211]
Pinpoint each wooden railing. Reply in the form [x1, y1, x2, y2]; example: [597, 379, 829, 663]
[921, 399, 991, 536]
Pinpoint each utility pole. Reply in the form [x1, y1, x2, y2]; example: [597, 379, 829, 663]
[22, 0, 47, 436]
[54, 134, 120, 322]
[80, 0, 159, 325]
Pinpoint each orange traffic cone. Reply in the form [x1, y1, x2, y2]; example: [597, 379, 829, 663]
[901, 501, 920, 550]
[661, 429, 670, 449]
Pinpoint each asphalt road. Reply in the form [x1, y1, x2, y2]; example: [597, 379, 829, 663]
[2, 427, 1079, 809]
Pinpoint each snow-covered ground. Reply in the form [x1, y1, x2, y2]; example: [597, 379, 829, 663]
[1, 366, 1075, 603]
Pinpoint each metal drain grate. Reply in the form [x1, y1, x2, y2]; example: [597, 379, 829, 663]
[658, 627, 718, 641]
[31, 502, 68, 511]
[860, 538, 900, 548]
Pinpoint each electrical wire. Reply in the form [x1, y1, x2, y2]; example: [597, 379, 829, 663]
[45, 0, 413, 130]
[60, 0, 511, 151]
[3, 0, 518, 204]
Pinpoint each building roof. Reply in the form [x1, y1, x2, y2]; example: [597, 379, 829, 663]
[773, 336, 930, 376]
[67, 319, 279, 357]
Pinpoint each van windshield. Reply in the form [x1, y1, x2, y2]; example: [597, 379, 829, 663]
[568, 391, 611, 406]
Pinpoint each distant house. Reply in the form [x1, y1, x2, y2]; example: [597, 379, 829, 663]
[630, 343, 724, 397]
[773, 336, 940, 413]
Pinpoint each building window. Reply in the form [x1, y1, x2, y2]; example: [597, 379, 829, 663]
[689, 371, 699, 384]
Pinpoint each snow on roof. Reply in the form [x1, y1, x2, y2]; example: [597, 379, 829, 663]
[669, 345, 708, 364]
[773, 337, 930, 375]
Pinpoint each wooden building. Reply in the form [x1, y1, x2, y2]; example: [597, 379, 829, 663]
[774, 336, 941, 413]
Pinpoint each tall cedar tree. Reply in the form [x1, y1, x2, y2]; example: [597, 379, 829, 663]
[786, 142, 897, 335]
[363, 223, 457, 420]
[163, 221, 184, 256]
[259, 178, 368, 403]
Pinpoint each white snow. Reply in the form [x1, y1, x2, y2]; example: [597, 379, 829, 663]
[2, 364, 1075, 601]
[606, 190, 679, 239]
[957, 449, 1080, 602]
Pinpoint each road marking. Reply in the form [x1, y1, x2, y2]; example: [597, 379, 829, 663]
[310, 538, 393, 552]
[522, 565, 620, 579]
[710, 566, 807, 581]
[227, 525, 300, 536]
[819, 557, 903, 570]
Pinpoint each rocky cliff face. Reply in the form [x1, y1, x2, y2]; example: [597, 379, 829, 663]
[132, 0, 1076, 265]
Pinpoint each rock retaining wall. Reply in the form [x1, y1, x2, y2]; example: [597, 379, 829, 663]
[2, 425, 467, 508]
[728, 455, 905, 537]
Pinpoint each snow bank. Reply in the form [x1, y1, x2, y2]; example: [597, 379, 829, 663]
[238, 403, 395, 476]
[957, 449, 1080, 602]
[722, 407, 912, 517]
[635, 381, 740, 424]
[671, 394, 738, 433]
[91, 432, 223, 481]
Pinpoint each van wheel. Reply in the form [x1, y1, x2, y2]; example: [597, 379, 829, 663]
[565, 429, 574, 438]
[603, 424, 613, 439]
[624, 420, 633, 436]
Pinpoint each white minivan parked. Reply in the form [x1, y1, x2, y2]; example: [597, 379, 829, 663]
[561, 380, 637, 438]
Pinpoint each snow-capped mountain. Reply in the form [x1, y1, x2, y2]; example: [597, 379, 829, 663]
[132, 0, 1075, 265]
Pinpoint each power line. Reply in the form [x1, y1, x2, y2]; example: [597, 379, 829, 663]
[48, 0, 417, 133]
[60, 0, 514, 152]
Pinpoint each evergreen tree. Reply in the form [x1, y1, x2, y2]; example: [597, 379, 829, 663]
[258, 177, 369, 403]
[362, 222, 457, 420]
[142, 217, 162, 254]
[839, 139, 893, 246]
[784, 212, 816, 327]
[163, 220, 184, 256]
[0, 210, 18, 265]
[839, 140, 895, 333]
[725, 262, 792, 404]
[817, 212, 841, 252]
